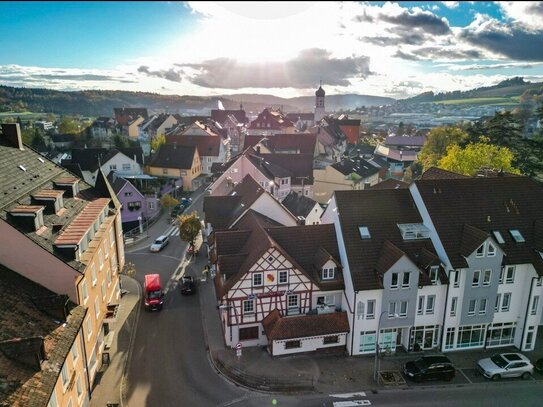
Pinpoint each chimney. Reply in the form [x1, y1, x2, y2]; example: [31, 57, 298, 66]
[256, 146, 261, 155]
[1, 123, 24, 150]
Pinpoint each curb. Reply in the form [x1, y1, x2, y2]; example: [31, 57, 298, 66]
[119, 276, 142, 407]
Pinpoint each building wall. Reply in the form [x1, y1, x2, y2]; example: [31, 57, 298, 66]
[271, 333, 347, 356]
[249, 194, 298, 227]
[304, 203, 323, 225]
[127, 117, 144, 139]
[338, 124, 360, 145]
[146, 151, 201, 191]
[116, 181, 146, 225]
[313, 167, 354, 204]
[156, 115, 178, 136]
[101, 154, 143, 177]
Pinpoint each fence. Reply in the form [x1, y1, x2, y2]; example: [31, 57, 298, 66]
[123, 209, 163, 246]
[212, 351, 314, 393]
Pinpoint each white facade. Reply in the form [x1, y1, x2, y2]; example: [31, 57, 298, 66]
[84, 152, 143, 186]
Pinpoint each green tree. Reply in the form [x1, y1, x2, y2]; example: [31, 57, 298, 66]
[151, 134, 166, 153]
[485, 111, 523, 147]
[58, 116, 80, 134]
[418, 126, 468, 171]
[177, 211, 201, 246]
[160, 194, 179, 214]
[438, 138, 520, 176]
[112, 134, 130, 148]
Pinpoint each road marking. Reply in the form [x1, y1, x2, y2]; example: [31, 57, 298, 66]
[332, 401, 371, 407]
[163, 225, 177, 237]
[331, 392, 367, 399]
[459, 369, 473, 384]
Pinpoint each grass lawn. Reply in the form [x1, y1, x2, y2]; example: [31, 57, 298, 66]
[0, 111, 52, 119]
[432, 97, 520, 106]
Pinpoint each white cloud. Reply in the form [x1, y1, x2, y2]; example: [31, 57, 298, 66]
[441, 1, 459, 9]
[499, 1, 543, 30]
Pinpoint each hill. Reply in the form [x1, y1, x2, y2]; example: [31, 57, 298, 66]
[0, 85, 394, 118]
[403, 77, 543, 105]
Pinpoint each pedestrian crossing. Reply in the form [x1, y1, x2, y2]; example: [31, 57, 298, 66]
[330, 392, 371, 406]
[163, 224, 180, 237]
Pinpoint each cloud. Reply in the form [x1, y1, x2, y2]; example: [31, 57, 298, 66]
[361, 32, 427, 47]
[439, 62, 543, 71]
[395, 47, 484, 61]
[499, 2, 543, 30]
[137, 65, 184, 82]
[441, 1, 459, 9]
[378, 7, 450, 35]
[34, 73, 118, 81]
[459, 16, 543, 61]
[178, 48, 372, 89]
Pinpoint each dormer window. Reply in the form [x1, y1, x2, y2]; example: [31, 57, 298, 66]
[509, 229, 525, 243]
[358, 226, 371, 239]
[493, 231, 505, 244]
[429, 266, 439, 284]
[8, 205, 45, 232]
[31, 189, 64, 214]
[398, 223, 430, 240]
[322, 267, 335, 280]
[487, 243, 496, 257]
[476, 244, 485, 257]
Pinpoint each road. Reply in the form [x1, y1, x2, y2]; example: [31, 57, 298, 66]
[124, 191, 247, 406]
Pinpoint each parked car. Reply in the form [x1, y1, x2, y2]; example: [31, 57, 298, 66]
[180, 275, 196, 295]
[150, 235, 169, 252]
[171, 204, 185, 217]
[477, 353, 534, 381]
[534, 358, 543, 373]
[187, 244, 199, 256]
[181, 197, 192, 207]
[403, 355, 455, 382]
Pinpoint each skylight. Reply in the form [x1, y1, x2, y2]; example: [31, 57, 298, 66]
[358, 226, 371, 239]
[509, 229, 525, 243]
[397, 223, 430, 240]
[492, 231, 505, 244]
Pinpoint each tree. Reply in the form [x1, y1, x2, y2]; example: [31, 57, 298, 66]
[418, 126, 468, 172]
[178, 211, 201, 246]
[151, 134, 166, 153]
[58, 116, 81, 134]
[438, 138, 520, 176]
[160, 194, 179, 214]
[112, 134, 130, 148]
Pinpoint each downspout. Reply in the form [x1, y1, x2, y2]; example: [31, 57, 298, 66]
[350, 291, 357, 356]
[521, 277, 538, 350]
[439, 270, 452, 351]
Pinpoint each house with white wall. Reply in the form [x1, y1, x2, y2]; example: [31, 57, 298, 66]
[281, 191, 323, 225]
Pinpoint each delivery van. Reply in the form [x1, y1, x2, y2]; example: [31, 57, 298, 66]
[144, 274, 164, 311]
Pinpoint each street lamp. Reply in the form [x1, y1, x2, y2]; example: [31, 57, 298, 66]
[137, 215, 143, 235]
[374, 310, 399, 382]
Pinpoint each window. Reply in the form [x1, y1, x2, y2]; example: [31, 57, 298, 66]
[252, 273, 263, 286]
[450, 297, 457, 316]
[323, 335, 339, 345]
[243, 300, 255, 314]
[402, 272, 410, 288]
[94, 298, 100, 319]
[502, 293, 512, 312]
[483, 270, 492, 286]
[426, 295, 435, 314]
[388, 301, 396, 318]
[76, 374, 82, 398]
[359, 331, 377, 353]
[495, 294, 501, 312]
[103, 239, 108, 258]
[162, 168, 168, 175]
[124, 191, 132, 197]
[531, 296, 539, 315]
[207, 157, 213, 162]
[356, 301, 364, 319]
[472, 270, 480, 287]
[468, 299, 476, 316]
[499, 267, 504, 284]
[399, 301, 408, 317]
[479, 298, 487, 315]
[476, 244, 485, 257]
[106, 267, 111, 286]
[86, 317, 92, 341]
[181, 170, 187, 176]
[457, 324, 485, 348]
[358, 226, 371, 239]
[453, 269, 460, 288]
[487, 322, 516, 347]
[109, 164, 117, 170]
[509, 229, 525, 243]
[445, 327, 455, 350]
[322, 268, 335, 280]
[429, 266, 439, 284]
[537, 277, 543, 287]
[391, 272, 399, 289]
[487, 243, 496, 257]
[366, 300, 375, 319]
[81, 280, 89, 304]
[278, 270, 288, 284]
[61, 363, 69, 387]
[288, 295, 299, 309]
[101, 281, 106, 300]
[97, 250, 104, 271]
[109, 227, 115, 247]
[417, 296, 424, 315]
[48, 390, 58, 407]
[493, 230, 505, 244]
[90, 265, 97, 286]
[148, 201, 155, 210]
[239, 326, 258, 340]
[397, 223, 430, 240]
[71, 343, 78, 362]
[318, 295, 335, 306]
[505, 266, 515, 283]
[285, 340, 301, 349]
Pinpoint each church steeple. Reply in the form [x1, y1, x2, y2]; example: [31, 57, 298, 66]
[314, 82, 326, 122]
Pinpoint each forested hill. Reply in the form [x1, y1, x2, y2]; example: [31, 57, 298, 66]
[0, 85, 394, 117]
[403, 77, 543, 104]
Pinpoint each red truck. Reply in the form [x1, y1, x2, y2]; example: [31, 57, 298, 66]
[144, 274, 164, 311]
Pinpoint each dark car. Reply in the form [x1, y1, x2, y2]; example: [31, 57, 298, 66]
[535, 359, 543, 373]
[180, 276, 196, 295]
[171, 204, 185, 217]
[403, 355, 455, 382]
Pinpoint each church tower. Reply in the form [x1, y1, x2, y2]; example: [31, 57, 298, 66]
[314, 82, 326, 123]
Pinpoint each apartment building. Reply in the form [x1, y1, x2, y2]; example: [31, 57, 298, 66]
[0, 124, 124, 396]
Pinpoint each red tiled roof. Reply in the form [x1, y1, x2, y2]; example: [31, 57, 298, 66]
[262, 310, 350, 341]
[54, 177, 79, 185]
[32, 189, 64, 199]
[54, 198, 110, 245]
[9, 205, 44, 214]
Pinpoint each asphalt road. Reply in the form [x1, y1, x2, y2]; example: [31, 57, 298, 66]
[124, 193, 247, 407]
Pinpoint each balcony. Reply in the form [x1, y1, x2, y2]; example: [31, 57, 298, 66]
[103, 304, 119, 323]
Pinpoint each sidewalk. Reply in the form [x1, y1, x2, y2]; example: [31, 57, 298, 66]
[89, 276, 141, 407]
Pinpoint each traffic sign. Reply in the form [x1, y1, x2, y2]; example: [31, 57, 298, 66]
[236, 349, 242, 357]
[236, 342, 242, 349]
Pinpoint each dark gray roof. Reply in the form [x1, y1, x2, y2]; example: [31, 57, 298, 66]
[331, 158, 380, 179]
[246, 153, 314, 185]
[148, 144, 196, 170]
[69, 147, 143, 172]
[281, 191, 319, 218]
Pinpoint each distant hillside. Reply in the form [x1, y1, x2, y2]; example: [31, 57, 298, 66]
[0, 85, 394, 118]
[403, 77, 543, 104]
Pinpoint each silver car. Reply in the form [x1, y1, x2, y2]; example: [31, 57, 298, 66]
[150, 235, 169, 252]
[477, 353, 533, 381]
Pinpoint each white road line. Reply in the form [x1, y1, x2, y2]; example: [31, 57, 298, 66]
[459, 368, 473, 384]
[163, 225, 176, 237]
[330, 392, 367, 399]
[332, 401, 371, 407]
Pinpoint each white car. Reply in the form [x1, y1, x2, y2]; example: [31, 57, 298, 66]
[150, 235, 169, 252]
[477, 352, 533, 381]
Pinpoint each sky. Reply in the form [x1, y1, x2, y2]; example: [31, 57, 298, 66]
[1, 1, 543, 99]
